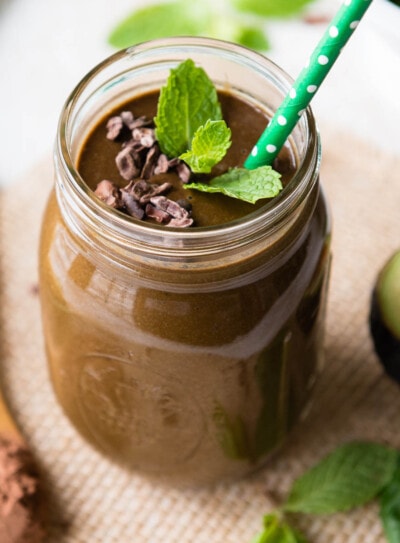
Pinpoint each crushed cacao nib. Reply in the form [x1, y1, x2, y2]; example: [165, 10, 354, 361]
[115, 143, 141, 180]
[95, 178, 193, 227]
[132, 127, 156, 148]
[94, 110, 195, 227]
[148, 196, 193, 227]
[120, 111, 152, 130]
[94, 180, 121, 208]
[154, 154, 169, 175]
[176, 161, 191, 183]
[123, 178, 172, 204]
[106, 116, 124, 140]
[107, 111, 154, 141]
[145, 203, 170, 223]
[168, 216, 194, 228]
[119, 190, 145, 220]
[150, 196, 187, 219]
[141, 145, 160, 179]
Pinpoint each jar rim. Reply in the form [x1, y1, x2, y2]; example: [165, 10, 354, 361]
[56, 37, 320, 254]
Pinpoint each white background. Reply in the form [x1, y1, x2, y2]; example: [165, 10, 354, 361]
[0, 0, 399, 186]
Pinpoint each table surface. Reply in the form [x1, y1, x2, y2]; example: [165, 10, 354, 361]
[0, 0, 399, 186]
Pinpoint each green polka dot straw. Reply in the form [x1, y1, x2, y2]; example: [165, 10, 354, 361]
[244, 0, 374, 170]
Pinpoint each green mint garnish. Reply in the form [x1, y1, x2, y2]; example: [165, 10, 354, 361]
[179, 119, 231, 174]
[284, 442, 398, 514]
[108, 0, 318, 52]
[108, 2, 209, 49]
[185, 166, 282, 204]
[379, 454, 400, 543]
[250, 513, 309, 543]
[154, 58, 222, 158]
[235, 26, 270, 51]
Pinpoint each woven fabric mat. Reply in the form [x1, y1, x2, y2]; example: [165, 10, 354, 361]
[1, 125, 400, 543]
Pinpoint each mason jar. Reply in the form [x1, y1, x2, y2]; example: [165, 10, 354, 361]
[39, 37, 331, 485]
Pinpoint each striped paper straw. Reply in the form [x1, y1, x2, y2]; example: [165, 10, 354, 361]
[244, 0, 374, 170]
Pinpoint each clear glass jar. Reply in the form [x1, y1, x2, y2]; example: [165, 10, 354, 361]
[39, 37, 331, 485]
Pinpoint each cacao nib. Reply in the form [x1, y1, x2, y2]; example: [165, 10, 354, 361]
[141, 145, 160, 179]
[176, 161, 191, 184]
[94, 180, 121, 208]
[97, 109, 196, 227]
[106, 116, 124, 141]
[124, 179, 150, 201]
[145, 203, 170, 224]
[137, 181, 172, 204]
[115, 144, 141, 181]
[154, 154, 169, 175]
[132, 127, 156, 148]
[150, 196, 193, 227]
[150, 196, 187, 219]
[120, 111, 152, 130]
[123, 179, 171, 204]
[120, 190, 145, 219]
[167, 216, 194, 228]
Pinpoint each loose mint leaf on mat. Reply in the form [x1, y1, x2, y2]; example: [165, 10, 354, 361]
[250, 513, 309, 543]
[108, 2, 208, 48]
[284, 442, 398, 515]
[185, 166, 282, 204]
[179, 119, 231, 173]
[231, 0, 315, 18]
[379, 454, 400, 543]
[154, 59, 222, 158]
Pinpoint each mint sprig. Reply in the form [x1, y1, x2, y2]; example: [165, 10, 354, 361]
[250, 441, 400, 543]
[185, 166, 282, 204]
[154, 59, 222, 158]
[108, 0, 318, 53]
[179, 119, 231, 174]
[108, 3, 209, 48]
[155, 59, 283, 202]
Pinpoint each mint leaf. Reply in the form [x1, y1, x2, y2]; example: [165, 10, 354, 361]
[380, 454, 400, 543]
[231, 0, 316, 18]
[154, 59, 222, 157]
[250, 514, 309, 543]
[179, 119, 231, 173]
[185, 166, 282, 204]
[236, 26, 270, 50]
[108, 2, 209, 48]
[284, 442, 398, 514]
[108, 1, 271, 52]
[204, 17, 270, 51]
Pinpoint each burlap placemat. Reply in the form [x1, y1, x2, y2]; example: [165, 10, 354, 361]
[0, 125, 399, 543]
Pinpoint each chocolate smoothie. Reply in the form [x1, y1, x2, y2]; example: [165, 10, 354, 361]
[39, 40, 331, 485]
[78, 91, 296, 227]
